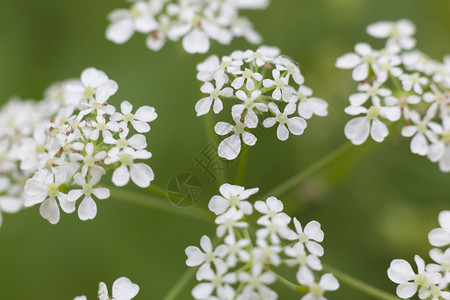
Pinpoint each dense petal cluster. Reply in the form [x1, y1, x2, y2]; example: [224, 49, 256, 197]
[337, 19, 450, 172]
[196, 46, 328, 160]
[106, 0, 269, 54]
[185, 183, 339, 300]
[388, 210, 450, 299]
[0, 97, 61, 228]
[14, 67, 158, 225]
[74, 276, 139, 300]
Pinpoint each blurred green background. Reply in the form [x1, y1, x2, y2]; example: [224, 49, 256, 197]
[1, 0, 450, 299]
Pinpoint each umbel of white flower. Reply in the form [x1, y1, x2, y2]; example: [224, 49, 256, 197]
[196, 46, 328, 160]
[16, 67, 158, 225]
[74, 276, 139, 300]
[387, 210, 450, 300]
[185, 183, 339, 300]
[106, 0, 269, 54]
[336, 19, 450, 173]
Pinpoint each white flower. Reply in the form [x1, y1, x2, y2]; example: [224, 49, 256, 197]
[245, 46, 280, 67]
[237, 264, 277, 300]
[197, 55, 242, 83]
[296, 86, 328, 119]
[256, 212, 292, 245]
[387, 255, 441, 299]
[427, 120, 450, 172]
[71, 142, 107, 177]
[215, 118, 257, 160]
[285, 243, 322, 271]
[192, 261, 237, 300]
[344, 101, 401, 145]
[290, 218, 324, 257]
[107, 147, 154, 188]
[367, 19, 416, 52]
[0, 176, 23, 227]
[401, 106, 439, 156]
[263, 69, 293, 101]
[231, 17, 262, 45]
[231, 68, 263, 91]
[235, 0, 270, 9]
[67, 172, 110, 221]
[97, 277, 139, 300]
[254, 196, 287, 223]
[24, 170, 75, 224]
[297, 267, 339, 300]
[231, 90, 268, 128]
[373, 54, 403, 83]
[428, 210, 450, 247]
[106, 2, 158, 44]
[111, 101, 157, 133]
[104, 128, 149, 158]
[418, 284, 450, 300]
[263, 102, 307, 141]
[348, 82, 392, 107]
[400, 72, 429, 94]
[215, 207, 248, 238]
[195, 79, 233, 116]
[336, 43, 379, 81]
[145, 15, 170, 51]
[252, 239, 282, 266]
[66, 67, 118, 105]
[276, 57, 305, 85]
[185, 235, 227, 280]
[429, 248, 450, 283]
[208, 183, 258, 216]
[83, 115, 119, 141]
[221, 235, 251, 267]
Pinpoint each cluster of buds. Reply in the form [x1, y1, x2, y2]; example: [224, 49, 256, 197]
[185, 183, 339, 300]
[196, 46, 328, 160]
[337, 19, 450, 172]
[106, 0, 269, 54]
[388, 210, 450, 300]
[20, 67, 157, 224]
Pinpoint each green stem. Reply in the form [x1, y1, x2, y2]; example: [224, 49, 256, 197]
[270, 269, 299, 292]
[146, 183, 168, 199]
[109, 187, 212, 222]
[162, 267, 196, 300]
[235, 146, 249, 185]
[323, 263, 400, 300]
[202, 113, 227, 186]
[263, 141, 354, 198]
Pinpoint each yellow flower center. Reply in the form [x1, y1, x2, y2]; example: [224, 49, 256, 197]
[367, 106, 380, 120]
[47, 183, 59, 198]
[84, 87, 95, 99]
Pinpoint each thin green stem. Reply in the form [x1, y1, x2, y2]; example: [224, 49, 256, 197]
[162, 267, 196, 300]
[201, 113, 227, 186]
[146, 183, 168, 199]
[263, 141, 354, 198]
[235, 146, 249, 185]
[109, 187, 212, 222]
[270, 269, 299, 292]
[323, 263, 400, 300]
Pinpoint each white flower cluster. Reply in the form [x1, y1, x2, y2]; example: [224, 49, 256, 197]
[388, 210, 450, 300]
[0, 97, 60, 228]
[74, 276, 139, 300]
[15, 67, 158, 225]
[196, 46, 328, 160]
[185, 183, 339, 300]
[106, 0, 269, 54]
[336, 19, 450, 172]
